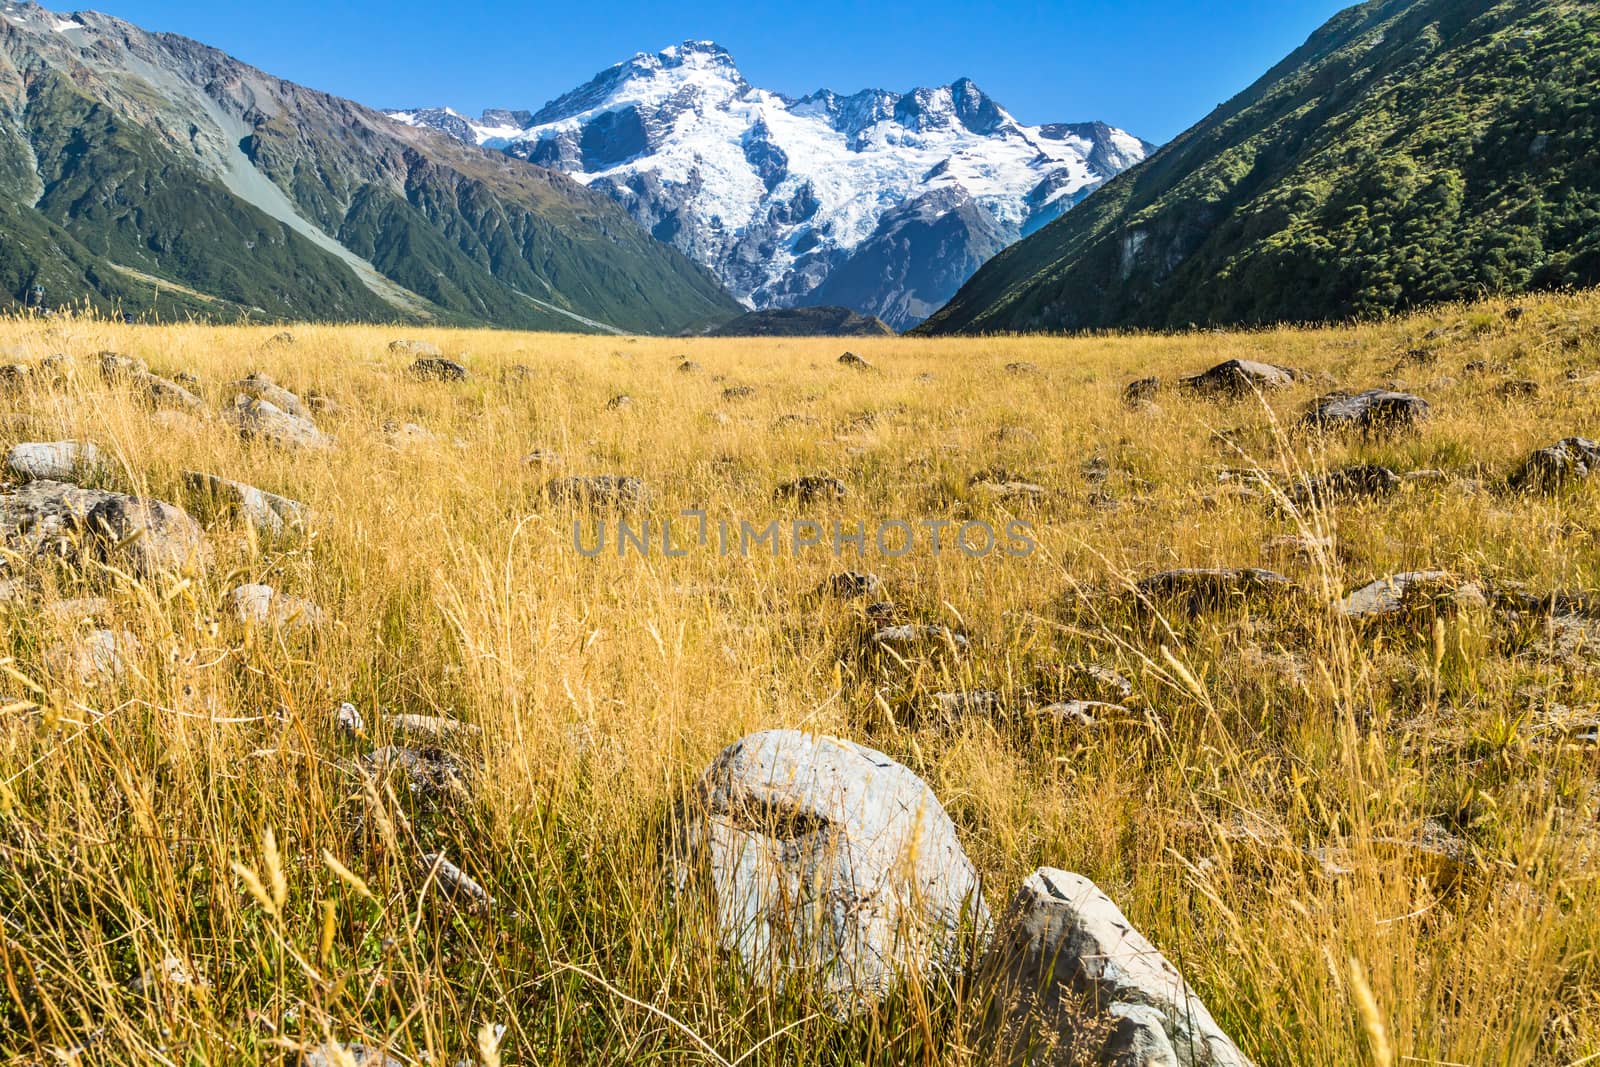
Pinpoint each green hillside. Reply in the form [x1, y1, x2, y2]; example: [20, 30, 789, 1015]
[0, 7, 739, 333]
[920, 0, 1600, 334]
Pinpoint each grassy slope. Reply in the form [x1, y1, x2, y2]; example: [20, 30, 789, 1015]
[2, 292, 1600, 1063]
[0, 32, 740, 333]
[0, 73, 403, 324]
[251, 118, 742, 335]
[922, 0, 1600, 334]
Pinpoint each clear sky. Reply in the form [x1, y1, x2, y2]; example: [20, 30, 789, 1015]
[83, 0, 1352, 144]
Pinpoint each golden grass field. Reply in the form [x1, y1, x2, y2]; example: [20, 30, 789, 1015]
[2, 291, 1599, 1065]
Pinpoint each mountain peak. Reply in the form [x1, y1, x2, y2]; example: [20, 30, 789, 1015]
[381, 44, 1149, 330]
[529, 39, 749, 127]
[658, 39, 735, 63]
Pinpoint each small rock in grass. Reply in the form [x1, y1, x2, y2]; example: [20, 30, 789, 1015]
[128, 955, 204, 994]
[225, 395, 332, 450]
[1510, 437, 1600, 492]
[545, 475, 651, 508]
[1038, 700, 1130, 727]
[231, 372, 310, 418]
[6, 441, 101, 483]
[358, 746, 470, 799]
[1135, 568, 1295, 613]
[227, 584, 325, 631]
[934, 690, 1002, 717]
[184, 471, 306, 536]
[1180, 359, 1297, 397]
[46, 628, 137, 683]
[774, 475, 847, 504]
[39, 597, 113, 624]
[824, 571, 884, 599]
[382, 420, 438, 448]
[304, 1042, 403, 1067]
[336, 702, 366, 734]
[420, 852, 492, 912]
[410, 357, 469, 382]
[1338, 572, 1486, 622]
[871, 624, 968, 652]
[1300, 389, 1429, 437]
[1123, 377, 1161, 407]
[1290, 464, 1401, 506]
[385, 713, 480, 741]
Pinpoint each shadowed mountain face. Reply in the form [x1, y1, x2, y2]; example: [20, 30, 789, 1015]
[919, 0, 1600, 335]
[705, 306, 894, 337]
[0, 4, 740, 332]
[388, 42, 1151, 331]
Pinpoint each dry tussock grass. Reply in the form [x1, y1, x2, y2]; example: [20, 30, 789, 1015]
[0, 293, 1598, 1065]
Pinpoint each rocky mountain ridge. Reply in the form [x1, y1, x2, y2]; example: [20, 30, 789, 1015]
[389, 41, 1151, 329]
[0, 3, 739, 331]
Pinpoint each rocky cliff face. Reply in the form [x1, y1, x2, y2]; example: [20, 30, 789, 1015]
[389, 42, 1151, 330]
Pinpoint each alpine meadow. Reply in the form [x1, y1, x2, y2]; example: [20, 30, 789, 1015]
[3, 1, 1600, 1066]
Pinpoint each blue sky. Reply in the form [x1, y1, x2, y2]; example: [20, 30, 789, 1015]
[89, 0, 1351, 143]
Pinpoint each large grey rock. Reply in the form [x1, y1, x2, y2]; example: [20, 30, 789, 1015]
[1179, 360, 1296, 398]
[986, 868, 1252, 1067]
[1300, 389, 1429, 436]
[224, 395, 332, 450]
[679, 729, 989, 1014]
[80, 495, 208, 578]
[7, 441, 102, 482]
[1510, 437, 1600, 492]
[0, 480, 120, 558]
[183, 471, 307, 536]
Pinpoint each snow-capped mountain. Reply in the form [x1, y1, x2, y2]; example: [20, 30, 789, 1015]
[383, 107, 532, 147]
[387, 42, 1152, 330]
